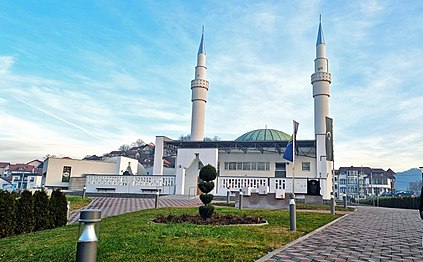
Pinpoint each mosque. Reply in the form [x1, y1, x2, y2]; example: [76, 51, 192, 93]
[152, 20, 335, 200]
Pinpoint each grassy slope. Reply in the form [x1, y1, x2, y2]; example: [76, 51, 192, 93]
[0, 207, 341, 262]
[66, 196, 91, 211]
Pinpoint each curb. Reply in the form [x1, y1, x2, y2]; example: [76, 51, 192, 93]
[255, 211, 353, 262]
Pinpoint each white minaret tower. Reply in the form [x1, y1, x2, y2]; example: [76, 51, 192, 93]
[311, 17, 332, 199]
[190, 26, 209, 141]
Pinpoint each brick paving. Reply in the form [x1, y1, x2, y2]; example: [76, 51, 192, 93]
[69, 196, 201, 223]
[259, 206, 423, 262]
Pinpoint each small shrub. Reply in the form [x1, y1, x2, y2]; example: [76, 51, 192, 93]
[49, 189, 68, 228]
[0, 190, 16, 238]
[34, 190, 50, 231]
[15, 190, 35, 234]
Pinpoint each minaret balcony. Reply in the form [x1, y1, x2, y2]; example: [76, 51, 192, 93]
[191, 79, 209, 89]
[311, 72, 332, 84]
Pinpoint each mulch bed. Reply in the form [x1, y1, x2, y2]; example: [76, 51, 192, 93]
[153, 213, 267, 225]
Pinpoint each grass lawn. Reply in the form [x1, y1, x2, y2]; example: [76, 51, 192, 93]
[66, 196, 91, 211]
[0, 207, 342, 262]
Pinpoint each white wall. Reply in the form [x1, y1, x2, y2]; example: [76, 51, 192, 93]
[175, 148, 218, 194]
[43, 158, 116, 188]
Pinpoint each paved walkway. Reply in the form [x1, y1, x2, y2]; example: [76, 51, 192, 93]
[259, 206, 423, 262]
[69, 196, 201, 223]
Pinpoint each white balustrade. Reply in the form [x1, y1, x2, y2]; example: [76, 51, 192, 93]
[86, 175, 175, 194]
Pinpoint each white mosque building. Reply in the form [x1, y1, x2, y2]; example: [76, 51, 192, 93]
[152, 20, 335, 200]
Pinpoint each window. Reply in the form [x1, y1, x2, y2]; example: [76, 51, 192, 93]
[62, 166, 71, 182]
[302, 162, 311, 171]
[223, 162, 270, 171]
[275, 163, 286, 178]
[30, 177, 35, 182]
[257, 162, 266, 170]
[242, 162, 251, 170]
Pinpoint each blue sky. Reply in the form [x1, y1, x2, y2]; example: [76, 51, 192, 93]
[0, 0, 422, 172]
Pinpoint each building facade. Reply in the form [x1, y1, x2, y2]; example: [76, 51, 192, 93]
[152, 20, 335, 200]
[335, 166, 395, 199]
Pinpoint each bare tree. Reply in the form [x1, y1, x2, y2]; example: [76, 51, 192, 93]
[118, 144, 131, 152]
[130, 138, 145, 148]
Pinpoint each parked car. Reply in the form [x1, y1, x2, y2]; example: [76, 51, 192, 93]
[394, 191, 416, 197]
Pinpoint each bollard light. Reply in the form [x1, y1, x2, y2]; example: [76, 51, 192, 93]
[343, 193, 347, 208]
[82, 186, 87, 199]
[330, 195, 335, 215]
[67, 201, 71, 225]
[76, 209, 101, 262]
[239, 191, 243, 210]
[226, 190, 231, 203]
[155, 190, 160, 209]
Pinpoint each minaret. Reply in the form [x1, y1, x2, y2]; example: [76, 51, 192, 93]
[311, 17, 332, 198]
[190, 26, 209, 141]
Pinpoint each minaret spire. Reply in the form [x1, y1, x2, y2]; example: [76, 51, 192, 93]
[190, 27, 209, 141]
[316, 15, 325, 45]
[198, 25, 206, 55]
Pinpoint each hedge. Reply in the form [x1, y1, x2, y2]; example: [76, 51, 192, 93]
[360, 196, 420, 209]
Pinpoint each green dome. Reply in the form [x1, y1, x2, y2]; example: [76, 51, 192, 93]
[235, 129, 291, 142]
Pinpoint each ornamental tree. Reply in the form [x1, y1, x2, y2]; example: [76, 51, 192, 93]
[198, 164, 217, 220]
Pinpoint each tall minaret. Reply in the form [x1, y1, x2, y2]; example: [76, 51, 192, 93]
[311, 17, 332, 198]
[190, 26, 209, 141]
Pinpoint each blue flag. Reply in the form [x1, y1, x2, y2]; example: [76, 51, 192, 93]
[283, 120, 299, 162]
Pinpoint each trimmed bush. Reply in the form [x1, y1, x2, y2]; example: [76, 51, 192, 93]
[49, 189, 68, 227]
[198, 164, 217, 220]
[0, 190, 16, 238]
[15, 190, 35, 234]
[198, 180, 214, 194]
[361, 196, 420, 209]
[34, 190, 50, 231]
[199, 194, 213, 205]
[199, 165, 217, 181]
[199, 205, 215, 219]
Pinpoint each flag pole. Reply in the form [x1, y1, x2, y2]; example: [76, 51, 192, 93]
[292, 131, 296, 195]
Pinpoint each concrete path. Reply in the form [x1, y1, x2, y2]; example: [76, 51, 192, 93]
[69, 196, 201, 223]
[259, 206, 423, 262]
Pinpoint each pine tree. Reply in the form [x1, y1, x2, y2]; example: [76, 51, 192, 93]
[0, 190, 16, 238]
[49, 189, 68, 228]
[15, 190, 35, 234]
[34, 190, 50, 231]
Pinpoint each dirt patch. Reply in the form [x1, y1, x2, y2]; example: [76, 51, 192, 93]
[153, 213, 267, 225]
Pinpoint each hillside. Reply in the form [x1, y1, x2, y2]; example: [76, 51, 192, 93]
[395, 168, 422, 191]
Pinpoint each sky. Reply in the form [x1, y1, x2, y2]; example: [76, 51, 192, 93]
[0, 0, 422, 172]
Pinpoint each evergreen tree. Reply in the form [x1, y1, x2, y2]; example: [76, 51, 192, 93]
[34, 190, 50, 231]
[0, 190, 16, 238]
[49, 189, 68, 228]
[15, 190, 35, 234]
